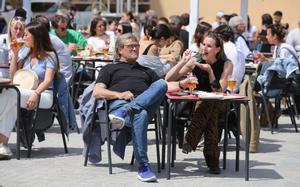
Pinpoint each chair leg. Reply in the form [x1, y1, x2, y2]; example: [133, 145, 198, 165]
[56, 110, 68, 154]
[287, 96, 298, 132]
[156, 109, 163, 140]
[290, 95, 299, 119]
[262, 96, 273, 134]
[235, 106, 240, 172]
[223, 103, 229, 170]
[130, 153, 134, 165]
[27, 108, 39, 158]
[154, 114, 161, 173]
[161, 101, 168, 170]
[106, 123, 112, 174]
[171, 115, 177, 168]
[84, 127, 94, 166]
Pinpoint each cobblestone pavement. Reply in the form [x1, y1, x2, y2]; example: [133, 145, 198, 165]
[0, 115, 300, 187]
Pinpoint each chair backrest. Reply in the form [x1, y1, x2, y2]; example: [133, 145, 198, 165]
[263, 71, 293, 97]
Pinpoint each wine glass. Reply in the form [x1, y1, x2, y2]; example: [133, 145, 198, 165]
[76, 45, 84, 56]
[227, 75, 236, 94]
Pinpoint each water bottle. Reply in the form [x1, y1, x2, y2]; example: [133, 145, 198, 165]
[0, 38, 9, 78]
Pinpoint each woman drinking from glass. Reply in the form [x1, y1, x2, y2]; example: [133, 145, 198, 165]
[165, 32, 233, 174]
[0, 21, 59, 160]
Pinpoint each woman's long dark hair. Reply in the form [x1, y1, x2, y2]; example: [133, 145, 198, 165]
[89, 17, 106, 36]
[149, 24, 171, 40]
[194, 21, 212, 47]
[119, 22, 132, 34]
[25, 21, 59, 74]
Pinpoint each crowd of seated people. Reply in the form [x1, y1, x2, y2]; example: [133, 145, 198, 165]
[1, 6, 300, 184]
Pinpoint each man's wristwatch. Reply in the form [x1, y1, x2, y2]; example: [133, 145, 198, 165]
[210, 80, 221, 89]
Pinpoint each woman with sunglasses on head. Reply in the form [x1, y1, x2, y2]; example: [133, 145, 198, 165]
[0, 21, 59, 160]
[165, 32, 233, 174]
[0, 17, 26, 60]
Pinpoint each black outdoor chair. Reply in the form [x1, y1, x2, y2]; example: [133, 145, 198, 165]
[84, 98, 161, 174]
[255, 71, 298, 134]
[18, 87, 68, 158]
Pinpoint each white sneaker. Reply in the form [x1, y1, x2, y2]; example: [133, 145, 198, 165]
[0, 144, 12, 160]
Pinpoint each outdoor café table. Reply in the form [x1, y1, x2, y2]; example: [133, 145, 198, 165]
[71, 55, 114, 65]
[0, 80, 21, 159]
[162, 92, 251, 181]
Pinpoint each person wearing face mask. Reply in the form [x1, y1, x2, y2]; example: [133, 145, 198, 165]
[165, 33, 233, 174]
[50, 10, 87, 56]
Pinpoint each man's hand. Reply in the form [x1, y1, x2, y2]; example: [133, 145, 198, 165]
[116, 91, 134, 101]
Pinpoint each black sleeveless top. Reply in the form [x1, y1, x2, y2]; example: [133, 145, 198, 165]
[192, 58, 225, 92]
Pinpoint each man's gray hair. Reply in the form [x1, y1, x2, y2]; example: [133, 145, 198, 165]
[228, 16, 243, 31]
[114, 33, 138, 59]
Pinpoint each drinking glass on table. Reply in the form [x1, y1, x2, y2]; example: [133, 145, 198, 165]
[76, 45, 84, 56]
[227, 75, 236, 93]
[103, 39, 110, 56]
[186, 73, 198, 94]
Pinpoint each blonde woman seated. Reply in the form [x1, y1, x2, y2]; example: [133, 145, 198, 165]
[165, 33, 233, 174]
[0, 16, 26, 51]
[0, 21, 59, 160]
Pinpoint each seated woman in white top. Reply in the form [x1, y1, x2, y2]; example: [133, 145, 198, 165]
[259, 24, 298, 62]
[0, 21, 59, 160]
[87, 18, 112, 54]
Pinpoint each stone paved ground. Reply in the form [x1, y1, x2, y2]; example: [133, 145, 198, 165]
[0, 115, 300, 187]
